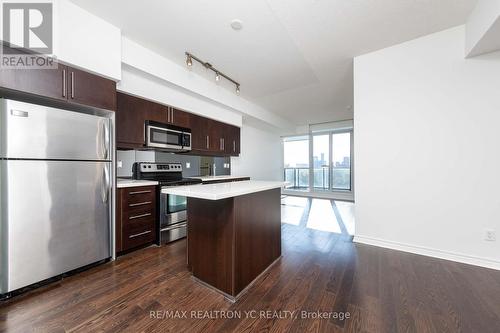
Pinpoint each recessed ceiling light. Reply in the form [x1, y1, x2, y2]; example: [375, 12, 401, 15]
[230, 19, 243, 31]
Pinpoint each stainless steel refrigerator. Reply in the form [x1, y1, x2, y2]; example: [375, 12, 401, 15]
[0, 98, 113, 294]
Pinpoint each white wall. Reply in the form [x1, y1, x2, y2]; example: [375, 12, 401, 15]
[466, 0, 500, 57]
[354, 25, 500, 270]
[54, 0, 121, 80]
[231, 118, 283, 181]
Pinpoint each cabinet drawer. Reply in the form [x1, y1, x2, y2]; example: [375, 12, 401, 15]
[123, 186, 156, 205]
[124, 215, 154, 233]
[123, 210, 155, 226]
[123, 204, 156, 217]
[123, 226, 155, 251]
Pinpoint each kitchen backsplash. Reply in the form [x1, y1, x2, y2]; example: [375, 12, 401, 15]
[117, 150, 231, 178]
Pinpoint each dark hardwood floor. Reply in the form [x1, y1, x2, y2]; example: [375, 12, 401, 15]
[1, 197, 500, 332]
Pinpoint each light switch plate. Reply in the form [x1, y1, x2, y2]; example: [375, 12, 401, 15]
[117, 160, 123, 168]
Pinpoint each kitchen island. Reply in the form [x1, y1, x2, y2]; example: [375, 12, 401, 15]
[162, 180, 284, 301]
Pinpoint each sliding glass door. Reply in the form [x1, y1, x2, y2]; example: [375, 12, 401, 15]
[283, 136, 309, 190]
[331, 131, 352, 191]
[313, 134, 329, 190]
[283, 129, 352, 193]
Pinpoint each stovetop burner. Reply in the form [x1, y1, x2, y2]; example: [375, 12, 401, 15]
[133, 162, 202, 187]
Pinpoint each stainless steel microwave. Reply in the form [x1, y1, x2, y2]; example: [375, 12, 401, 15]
[145, 120, 192, 151]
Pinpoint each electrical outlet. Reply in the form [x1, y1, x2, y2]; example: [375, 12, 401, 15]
[485, 229, 496, 242]
[186, 162, 191, 169]
[117, 160, 123, 168]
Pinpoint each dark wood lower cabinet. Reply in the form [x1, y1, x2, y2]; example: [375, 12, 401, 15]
[187, 188, 281, 299]
[116, 186, 157, 253]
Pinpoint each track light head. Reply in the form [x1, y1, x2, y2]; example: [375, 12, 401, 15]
[215, 72, 221, 82]
[186, 54, 192, 67]
[236, 85, 240, 94]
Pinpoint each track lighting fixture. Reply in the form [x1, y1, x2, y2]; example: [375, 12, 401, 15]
[185, 52, 240, 94]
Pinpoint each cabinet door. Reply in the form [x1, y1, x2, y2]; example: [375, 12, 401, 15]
[171, 107, 191, 128]
[191, 114, 211, 151]
[68, 67, 116, 110]
[221, 124, 241, 156]
[209, 121, 221, 153]
[116, 92, 147, 148]
[0, 63, 68, 101]
[231, 125, 241, 155]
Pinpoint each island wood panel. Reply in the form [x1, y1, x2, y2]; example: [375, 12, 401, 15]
[187, 188, 281, 298]
[233, 188, 281, 294]
[187, 198, 235, 295]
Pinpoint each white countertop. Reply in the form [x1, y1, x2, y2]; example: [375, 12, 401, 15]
[192, 175, 250, 182]
[161, 180, 285, 200]
[117, 178, 159, 188]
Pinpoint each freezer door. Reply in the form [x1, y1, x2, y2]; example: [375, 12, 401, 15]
[0, 99, 111, 160]
[0, 160, 111, 293]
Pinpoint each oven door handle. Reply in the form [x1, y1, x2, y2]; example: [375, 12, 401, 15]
[160, 222, 187, 232]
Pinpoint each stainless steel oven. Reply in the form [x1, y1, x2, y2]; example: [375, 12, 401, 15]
[145, 120, 191, 151]
[133, 162, 201, 244]
[160, 192, 188, 243]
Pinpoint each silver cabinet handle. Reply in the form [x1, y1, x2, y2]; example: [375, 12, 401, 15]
[171, 109, 174, 123]
[223, 138, 225, 150]
[129, 230, 152, 238]
[167, 107, 170, 123]
[129, 190, 152, 195]
[206, 135, 209, 149]
[129, 201, 152, 207]
[233, 140, 236, 152]
[129, 213, 152, 220]
[62, 69, 67, 97]
[70, 72, 74, 99]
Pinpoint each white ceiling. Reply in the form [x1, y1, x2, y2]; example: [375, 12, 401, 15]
[70, 0, 478, 126]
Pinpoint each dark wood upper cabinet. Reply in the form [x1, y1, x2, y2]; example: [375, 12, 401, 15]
[116, 92, 148, 148]
[0, 44, 117, 110]
[67, 67, 116, 110]
[0, 64, 68, 102]
[169, 107, 190, 128]
[227, 125, 241, 156]
[115, 93, 241, 156]
[190, 114, 211, 151]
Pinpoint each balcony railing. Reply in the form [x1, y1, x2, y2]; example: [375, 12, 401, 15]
[284, 167, 351, 191]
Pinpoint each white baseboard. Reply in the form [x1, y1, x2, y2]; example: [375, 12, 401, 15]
[353, 235, 500, 271]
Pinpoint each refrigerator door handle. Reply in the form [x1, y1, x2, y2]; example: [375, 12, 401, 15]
[101, 164, 110, 203]
[101, 120, 110, 160]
